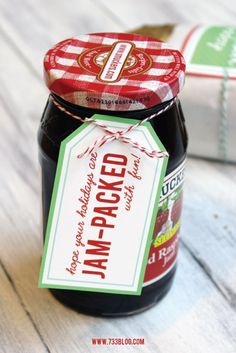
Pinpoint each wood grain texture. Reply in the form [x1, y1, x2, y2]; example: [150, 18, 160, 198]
[0, 0, 236, 352]
[0, 264, 49, 353]
[98, 0, 236, 28]
[0, 0, 121, 73]
[182, 159, 236, 306]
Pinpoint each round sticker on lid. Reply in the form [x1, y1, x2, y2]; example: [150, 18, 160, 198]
[44, 32, 185, 111]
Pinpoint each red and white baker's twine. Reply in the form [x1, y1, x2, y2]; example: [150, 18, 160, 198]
[52, 97, 176, 159]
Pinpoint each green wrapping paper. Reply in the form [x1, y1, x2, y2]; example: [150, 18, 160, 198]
[131, 25, 236, 163]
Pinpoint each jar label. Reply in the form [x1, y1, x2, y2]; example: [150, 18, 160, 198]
[182, 25, 236, 79]
[79, 40, 152, 83]
[38, 115, 168, 295]
[143, 160, 185, 286]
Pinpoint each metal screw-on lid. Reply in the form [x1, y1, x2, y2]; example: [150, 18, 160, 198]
[44, 32, 185, 111]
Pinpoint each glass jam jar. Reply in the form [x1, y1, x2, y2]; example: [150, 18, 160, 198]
[38, 33, 187, 316]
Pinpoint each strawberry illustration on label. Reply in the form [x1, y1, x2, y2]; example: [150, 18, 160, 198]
[170, 188, 183, 226]
[153, 199, 169, 236]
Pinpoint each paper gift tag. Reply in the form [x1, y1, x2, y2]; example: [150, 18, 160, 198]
[38, 115, 168, 295]
[182, 25, 236, 79]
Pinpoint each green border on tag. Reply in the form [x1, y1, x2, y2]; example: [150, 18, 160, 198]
[190, 26, 236, 68]
[38, 115, 168, 295]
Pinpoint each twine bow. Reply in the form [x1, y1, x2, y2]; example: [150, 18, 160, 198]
[52, 97, 176, 159]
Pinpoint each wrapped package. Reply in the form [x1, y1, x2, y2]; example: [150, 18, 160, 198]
[131, 25, 236, 163]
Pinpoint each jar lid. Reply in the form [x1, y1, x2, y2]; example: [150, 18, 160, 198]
[44, 32, 185, 111]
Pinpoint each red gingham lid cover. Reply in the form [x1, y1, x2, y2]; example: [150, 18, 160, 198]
[44, 32, 185, 111]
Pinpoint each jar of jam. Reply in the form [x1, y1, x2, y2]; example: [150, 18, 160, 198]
[38, 32, 187, 316]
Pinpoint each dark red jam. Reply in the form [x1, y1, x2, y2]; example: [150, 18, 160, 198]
[38, 93, 187, 316]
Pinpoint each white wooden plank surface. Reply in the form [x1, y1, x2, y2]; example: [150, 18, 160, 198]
[0, 0, 121, 73]
[98, 0, 236, 28]
[0, 0, 236, 352]
[182, 159, 236, 305]
[0, 264, 48, 353]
